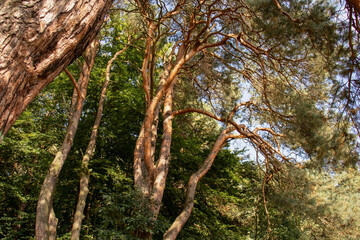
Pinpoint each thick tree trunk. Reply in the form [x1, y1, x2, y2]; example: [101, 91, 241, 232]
[35, 39, 98, 240]
[71, 45, 128, 240]
[134, 125, 150, 195]
[134, 69, 171, 197]
[0, 0, 112, 139]
[163, 128, 233, 240]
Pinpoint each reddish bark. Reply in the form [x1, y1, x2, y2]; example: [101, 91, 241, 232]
[0, 0, 112, 138]
[163, 128, 234, 240]
[131, 1, 288, 238]
[150, 83, 174, 216]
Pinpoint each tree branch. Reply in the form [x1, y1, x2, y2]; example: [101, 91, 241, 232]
[64, 68, 82, 103]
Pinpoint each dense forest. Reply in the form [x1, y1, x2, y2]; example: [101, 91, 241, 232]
[1, 0, 360, 239]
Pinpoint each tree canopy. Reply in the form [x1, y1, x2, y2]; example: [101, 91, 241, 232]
[1, 0, 360, 239]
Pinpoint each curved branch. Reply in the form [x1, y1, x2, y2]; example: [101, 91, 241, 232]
[172, 107, 288, 161]
[272, 0, 299, 23]
[163, 128, 235, 240]
[64, 68, 82, 103]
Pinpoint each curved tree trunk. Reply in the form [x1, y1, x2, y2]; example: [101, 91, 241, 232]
[71, 44, 129, 240]
[0, 0, 112, 139]
[35, 39, 98, 240]
[163, 128, 233, 240]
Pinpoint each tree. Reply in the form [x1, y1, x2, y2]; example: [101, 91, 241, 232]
[127, 0, 343, 238]
[271, 165, 360, 240]
[36, 39, 99, 240]
[0, 0, 113, 139]
[70, 34, 133, 240]
[332, 0, 360, 139]
[347, 0, 360, 15]
[1, 0, 359, 239]
[0, 61, 83, 239]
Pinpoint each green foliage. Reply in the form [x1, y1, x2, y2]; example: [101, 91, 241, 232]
[252, 0, 338, 55]
[280, 96, 359, 168]
[95, 189, 169, 239]
[1, 1, 360, 240]
[0, 74, 74, 239]
[164, 148, 262, 239]
[271, 165, 360, 239]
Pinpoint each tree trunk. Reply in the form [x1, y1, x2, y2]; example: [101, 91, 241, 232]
[71, 44, 128, 240]
[134, 70, 170, 197]
[35, 39, 98, 240]
[71, 169, 90, 240]
[134, 125, 150, 195]
[48, 207, 58, 240]
[131, 3, 232, 238]
[0, 0, 112, 139]
[151, 83, 174, 216]
[347, 0, 360, 14]
[163, 128, 233, 240]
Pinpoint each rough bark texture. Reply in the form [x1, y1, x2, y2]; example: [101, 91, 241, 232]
[0, 0, 113, 139]
[163, 129, 232, 240]
[71, 45, 128, 240]
[35, 39, 98, 240]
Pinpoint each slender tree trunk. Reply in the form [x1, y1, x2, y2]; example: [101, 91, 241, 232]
[163, 128, 233, 240]
[71, 44, 128, 240]
[151, 83, 174, 216]
[71, 165, 90, 240]
[0, 0, 112, 139]
[35, 39, 98, 240]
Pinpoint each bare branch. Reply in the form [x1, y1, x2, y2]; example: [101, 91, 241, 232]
[172, 107, 288, 161]
[272, 0, 299, 23]
[64, 68, 82, 103]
